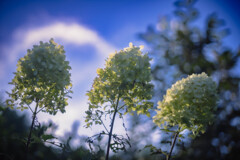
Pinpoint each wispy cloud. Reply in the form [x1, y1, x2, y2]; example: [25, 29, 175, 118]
[2, 22, 115, 63]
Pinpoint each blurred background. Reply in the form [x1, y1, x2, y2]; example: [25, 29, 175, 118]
[0, 0, 240, 159]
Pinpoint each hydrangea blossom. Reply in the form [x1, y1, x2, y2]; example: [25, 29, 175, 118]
[153, 73, 218, 136]
[86, 42, 153, 120]
[7, 39, 72, 115]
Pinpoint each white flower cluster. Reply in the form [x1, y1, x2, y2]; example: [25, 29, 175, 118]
[153, 72, 218, 136]
[86, 43, 153, 118]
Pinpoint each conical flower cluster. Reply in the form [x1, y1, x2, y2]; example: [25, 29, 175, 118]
[153, 73, 218, 136]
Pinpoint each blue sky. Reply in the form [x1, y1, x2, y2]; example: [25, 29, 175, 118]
[0, 0, 239, 139]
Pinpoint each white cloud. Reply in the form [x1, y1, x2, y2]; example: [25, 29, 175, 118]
[37, 96, 90, 136]
[6, 22, 115, 63]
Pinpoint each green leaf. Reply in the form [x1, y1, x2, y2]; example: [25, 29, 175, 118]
[41, 134, 56, 141]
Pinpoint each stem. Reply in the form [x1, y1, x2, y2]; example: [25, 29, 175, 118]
[167, 132, 179, 160]
[99, 117, 109, 133]
[26, 102, 39, 154]
[105, 96, 120, 160]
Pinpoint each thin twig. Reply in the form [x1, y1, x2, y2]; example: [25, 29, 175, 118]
[99, 117, 109, 133]
[167, 131, 179, 160]
[36, 107, 44, 114]
[120, 114, 130, 143]
[27, 104, 33, 113]
[117, 104, 126, 112]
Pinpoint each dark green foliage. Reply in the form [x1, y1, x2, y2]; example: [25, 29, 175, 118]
[0, 102, 105, 160]
[0, 104, 59, 160]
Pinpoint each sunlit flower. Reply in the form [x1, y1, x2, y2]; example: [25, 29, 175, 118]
[153, 72, 218, 136]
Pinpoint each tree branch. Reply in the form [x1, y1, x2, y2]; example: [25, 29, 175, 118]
[99, 116, 109, 133]
[117, 104, 126, 112]
[26, 101, 39, 157]
[27, 104, 33, 113]
[167, 131, 179, 160]
[36, 107, 44, 114]
[105, 95, 120, 160]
